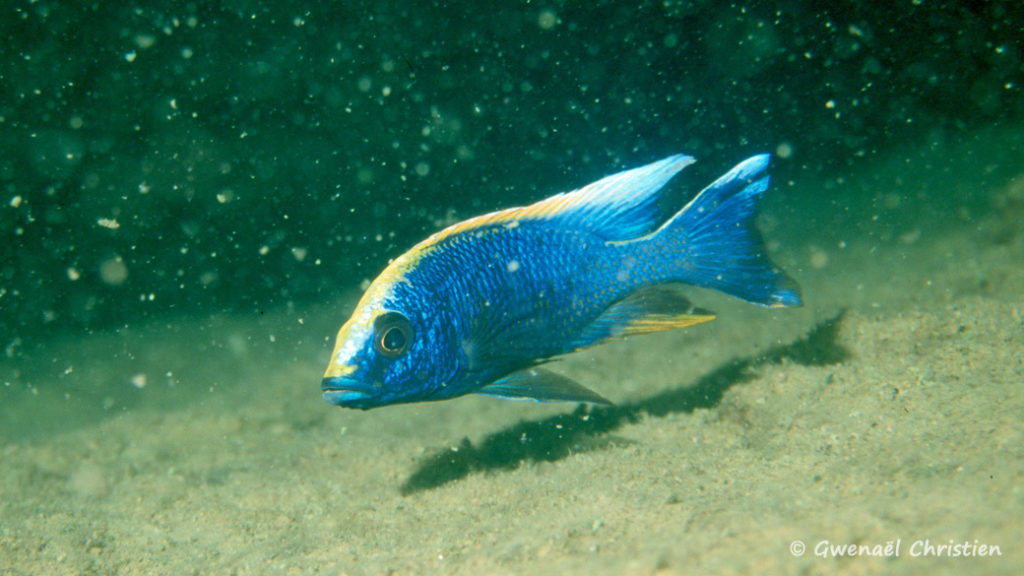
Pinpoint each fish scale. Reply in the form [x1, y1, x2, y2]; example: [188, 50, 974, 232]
[428, 224, 618, 374]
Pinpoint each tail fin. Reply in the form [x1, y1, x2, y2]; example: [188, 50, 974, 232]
[654, 154, 802, 307]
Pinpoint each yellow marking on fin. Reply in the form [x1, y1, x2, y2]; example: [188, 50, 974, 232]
[620, 314, 716, 336]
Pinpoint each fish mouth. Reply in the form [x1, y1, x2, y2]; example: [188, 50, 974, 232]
[321, 377, 375, 408]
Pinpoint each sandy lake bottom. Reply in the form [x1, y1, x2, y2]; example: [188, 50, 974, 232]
[2, 127, 1023, 575]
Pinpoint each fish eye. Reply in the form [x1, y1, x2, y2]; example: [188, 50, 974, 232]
[373, 311, 413, 358]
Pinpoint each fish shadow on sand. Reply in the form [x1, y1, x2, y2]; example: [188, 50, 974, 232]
[400, 311, 849, 495]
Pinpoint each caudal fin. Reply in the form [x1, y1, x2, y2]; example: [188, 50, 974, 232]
[655, 154, 802, 307]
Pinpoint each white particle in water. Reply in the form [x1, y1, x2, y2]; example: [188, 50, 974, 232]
[134, 34, 156, 49]
[810, 249, 829, 269]
[538, 9, 558, 29]
[99, 257, 128, 285]
[131, 373, 147, 389]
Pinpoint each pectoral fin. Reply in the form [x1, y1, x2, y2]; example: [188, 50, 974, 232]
[476, 368, 612, 405]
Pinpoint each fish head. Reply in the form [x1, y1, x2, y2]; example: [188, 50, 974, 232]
[321, 277, 457, 409]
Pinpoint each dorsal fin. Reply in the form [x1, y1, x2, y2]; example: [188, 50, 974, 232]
[517, 154, 695, 240]
[419, 154, 696, 248]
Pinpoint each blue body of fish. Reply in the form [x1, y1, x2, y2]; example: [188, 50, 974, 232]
[322, 154, 801, 409]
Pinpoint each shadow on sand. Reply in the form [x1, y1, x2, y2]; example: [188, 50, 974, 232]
[400, 312, 849, 495]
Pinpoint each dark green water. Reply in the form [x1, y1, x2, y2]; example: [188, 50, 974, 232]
[3, 1, 1020, 339]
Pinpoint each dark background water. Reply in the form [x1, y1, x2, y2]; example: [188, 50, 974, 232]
[2, 0, 1022, 343]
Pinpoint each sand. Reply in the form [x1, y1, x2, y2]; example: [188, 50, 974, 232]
[2, 127, 1022, 575]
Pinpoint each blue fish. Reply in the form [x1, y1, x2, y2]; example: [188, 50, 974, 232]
[322, 154, 801, 410]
